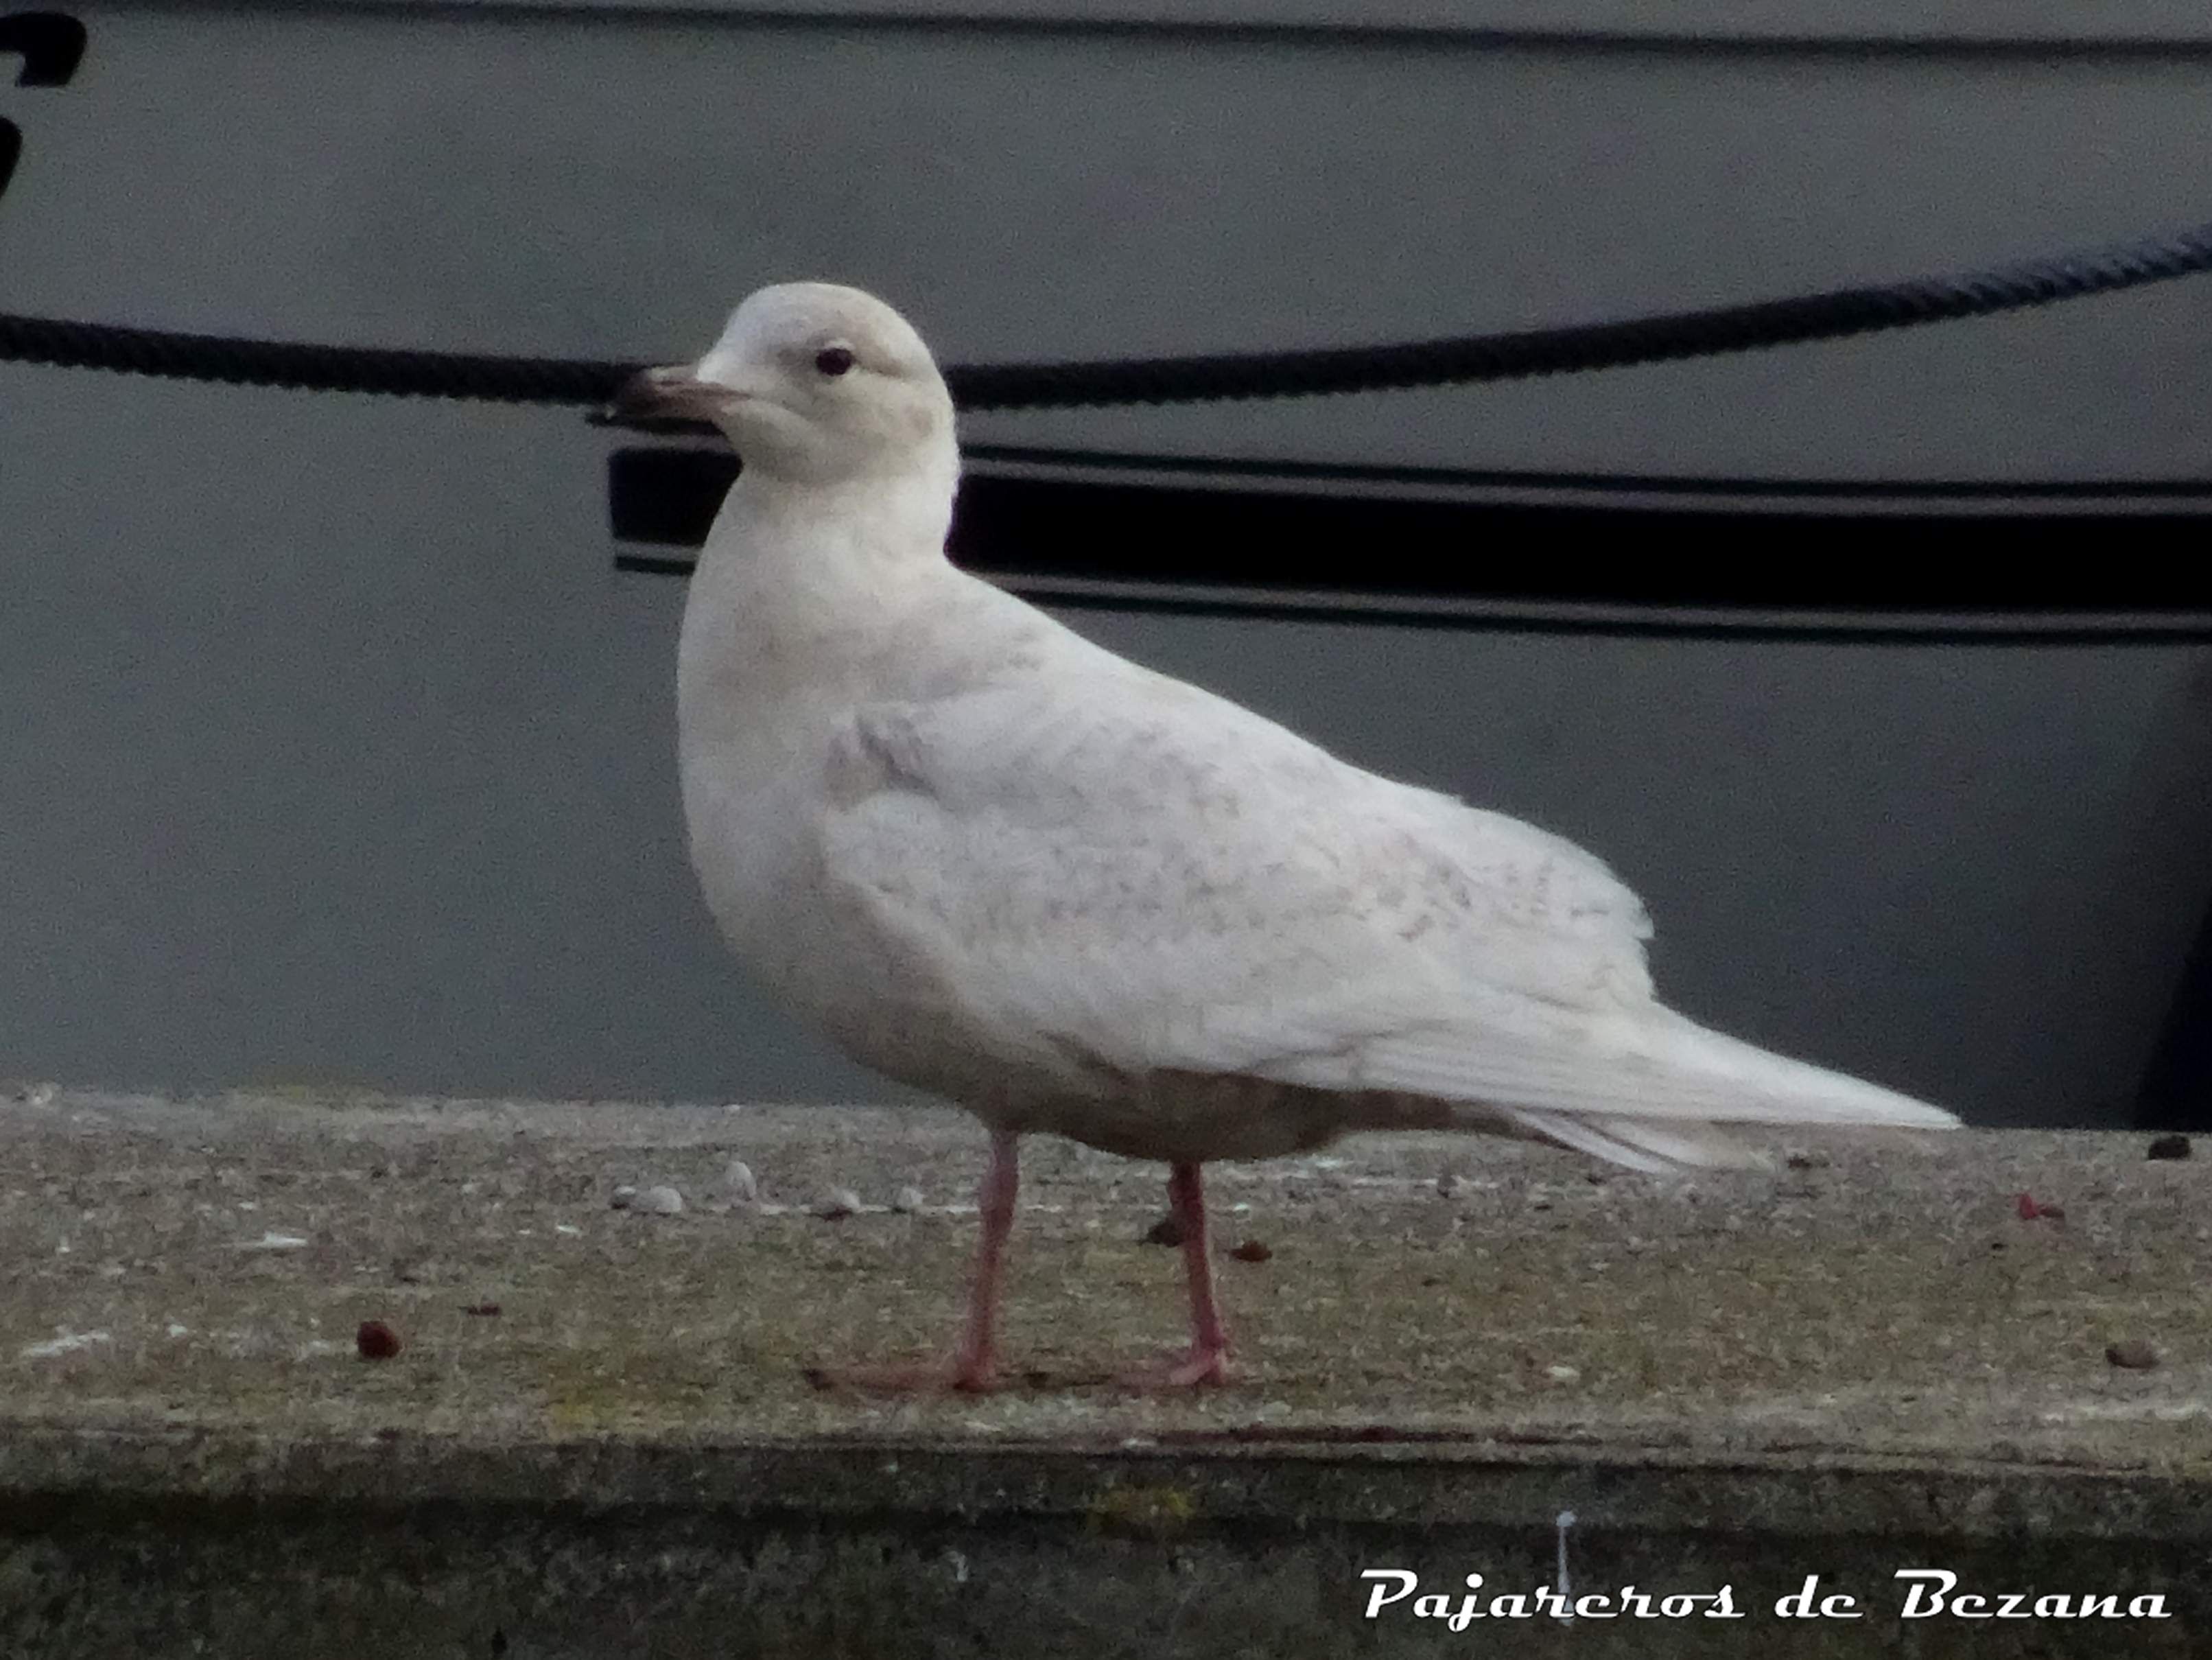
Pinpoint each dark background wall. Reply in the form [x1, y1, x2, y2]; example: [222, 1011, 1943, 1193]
[5, 2, 2209, 1125]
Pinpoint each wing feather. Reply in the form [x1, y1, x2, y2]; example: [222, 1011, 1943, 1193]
[819, 668, 1654, 1083]
[816, 656, 1951, 1145]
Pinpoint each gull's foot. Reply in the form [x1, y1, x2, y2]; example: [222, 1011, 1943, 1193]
[1116, 1345, 1232, 1391]
[802, 1354, 1000, 1396]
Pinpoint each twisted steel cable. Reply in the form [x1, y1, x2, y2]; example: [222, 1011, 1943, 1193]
[3, 218, 2209, 413]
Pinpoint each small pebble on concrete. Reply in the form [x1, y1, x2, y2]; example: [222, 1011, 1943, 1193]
[812, 1187, 860, 1220]
[1229, 1239, 1272, 1263]
[634, 1186, 684, 1217]
[355, 1320, 401, 1360]
[891, 1184, 925, 1213]
[2148, 1134, 2191, 1161]
[2106, 1339, 2160, 1370]
[609, 1185, 637, 1211]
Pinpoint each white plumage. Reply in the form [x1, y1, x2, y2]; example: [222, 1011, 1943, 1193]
[620, 281, 1956, 1390]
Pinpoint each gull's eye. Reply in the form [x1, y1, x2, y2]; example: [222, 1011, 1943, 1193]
[814, 345, 856, 377]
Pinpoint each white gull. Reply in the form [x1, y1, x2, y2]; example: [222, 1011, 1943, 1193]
[615, 282, 1957, 1391]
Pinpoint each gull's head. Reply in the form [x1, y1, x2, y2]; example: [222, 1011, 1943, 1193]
[611, 283, 955, 487]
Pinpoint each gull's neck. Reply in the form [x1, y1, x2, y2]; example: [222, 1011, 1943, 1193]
[714, 437, 958, 579]
[679, 448, 967, 731]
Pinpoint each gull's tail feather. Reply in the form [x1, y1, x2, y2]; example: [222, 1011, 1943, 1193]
[1271, 1004, 1957, 1173]
[1494, 1108, 1773, 1173]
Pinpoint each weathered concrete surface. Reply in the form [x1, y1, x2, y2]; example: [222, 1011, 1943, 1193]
[2, 1085, 2208, 1657]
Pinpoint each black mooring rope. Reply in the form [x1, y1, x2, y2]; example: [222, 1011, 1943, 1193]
[3, 217, 2211, 413]
[947, 218, 2212, 410]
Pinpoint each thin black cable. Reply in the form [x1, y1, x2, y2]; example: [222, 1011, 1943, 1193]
[0, 315, 639, 406]
[947, 217, 2212, 409]
[3, 216, 2211, 412]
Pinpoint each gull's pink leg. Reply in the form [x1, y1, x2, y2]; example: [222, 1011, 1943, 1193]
[945, 1126, 1021, 1388]
[1123, 1160, 1232, 1389]
[1168, 1162, 1233, 1384]
[805, 1127, 1019, 1394]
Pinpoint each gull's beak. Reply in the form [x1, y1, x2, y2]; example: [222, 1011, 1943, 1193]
[604, 362, 725, 424]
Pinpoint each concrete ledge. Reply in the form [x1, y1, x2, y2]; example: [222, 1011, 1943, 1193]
[3, 1086, 2207, 1656]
